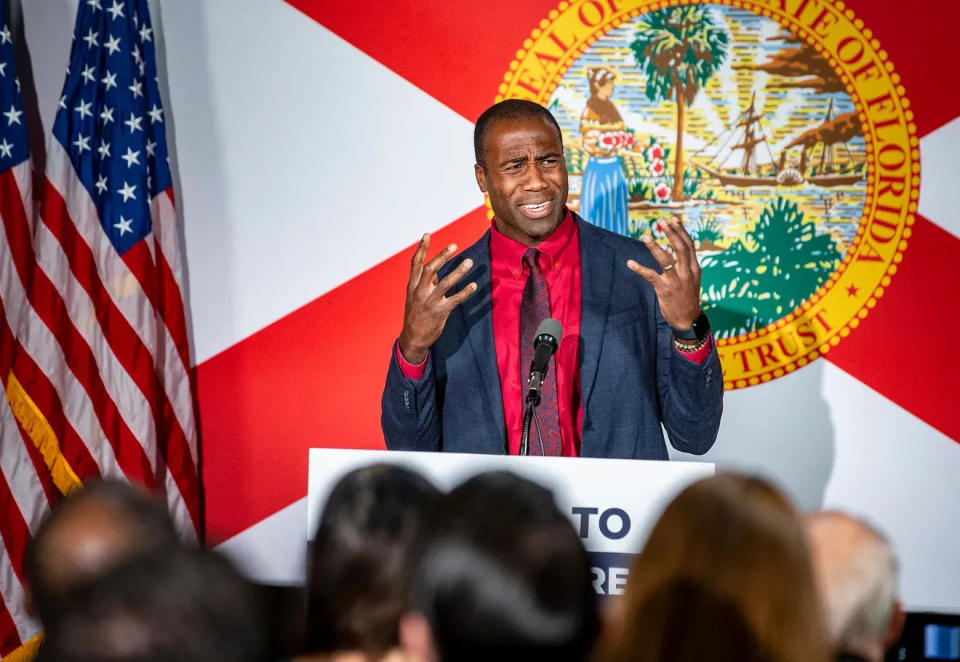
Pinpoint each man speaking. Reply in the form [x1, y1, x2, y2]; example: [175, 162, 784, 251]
[381, 100, 722, 458]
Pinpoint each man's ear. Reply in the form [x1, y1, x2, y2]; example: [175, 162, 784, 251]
[399, 612, 438, 662]
[475, 163, 487, 193]
[884, 600, 906, 651]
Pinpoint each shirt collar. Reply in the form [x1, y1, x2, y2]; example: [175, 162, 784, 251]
[489, 210, 577, 279]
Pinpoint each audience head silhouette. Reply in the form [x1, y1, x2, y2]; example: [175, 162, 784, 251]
[36, 545, 268, 662]
[400, 470, 598, 662]
[304, 463, 441, 658]
[22, 466, 898, 662]
[603, 472, 830, 662]
[26, 479, 181, 629]
[805, 510, 904, 662]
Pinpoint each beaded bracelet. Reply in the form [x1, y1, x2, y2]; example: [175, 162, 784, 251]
[673, 335, 708, 354]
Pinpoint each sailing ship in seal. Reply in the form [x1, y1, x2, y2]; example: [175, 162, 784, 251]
[689, 93, 865, 188]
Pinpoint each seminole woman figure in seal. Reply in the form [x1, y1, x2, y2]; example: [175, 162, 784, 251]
[579, 66, 631, 237]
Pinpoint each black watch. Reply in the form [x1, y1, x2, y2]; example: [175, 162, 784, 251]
[671, 311, 710, 341]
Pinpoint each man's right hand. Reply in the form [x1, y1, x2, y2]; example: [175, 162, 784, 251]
[398, 233, 477, 365]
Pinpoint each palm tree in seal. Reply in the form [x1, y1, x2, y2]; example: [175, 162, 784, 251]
[631, 6, 729, 202]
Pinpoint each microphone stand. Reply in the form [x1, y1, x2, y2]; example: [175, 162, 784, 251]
[520, 358, 549, 456]
[519, 391, 539, 456]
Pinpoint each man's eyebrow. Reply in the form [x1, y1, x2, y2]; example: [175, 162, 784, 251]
[536, 151, 563, 160]
[497, 156, 528, 167]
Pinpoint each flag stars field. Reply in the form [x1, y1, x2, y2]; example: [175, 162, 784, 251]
[105, 34, 121, 55]
[75, 99, 92, 119]
[73, 134, 91, 153]
[108, 1, 125, 21]
[114, 215, 133, 235]
[52, 0, 172, 242]
[121, 146, 139, 167]
[117, 180, 136, 202]
[4, 103, 21, 125]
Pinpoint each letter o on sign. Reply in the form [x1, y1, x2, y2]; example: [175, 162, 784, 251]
[599, 508, 631, 540]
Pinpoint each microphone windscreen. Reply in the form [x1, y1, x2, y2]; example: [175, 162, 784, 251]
[535, 317, 563, 345]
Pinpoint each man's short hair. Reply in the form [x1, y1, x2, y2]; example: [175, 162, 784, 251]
[806, 511, 899, 654]
[410, 471, 598, 662]
[36, 545, 268, 662]
[25, 479, 180, 627]
[474, 99, 563, 166]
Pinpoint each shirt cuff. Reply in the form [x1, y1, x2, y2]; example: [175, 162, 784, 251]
[395, 340, 427, 380]
[674, 333, 713, 365]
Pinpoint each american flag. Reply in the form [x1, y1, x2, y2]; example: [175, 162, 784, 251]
[0, 0, 199, 657]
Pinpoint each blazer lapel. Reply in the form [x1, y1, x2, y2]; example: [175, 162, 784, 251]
[577, 218, 616, 418]
[456, 231, 506, 445]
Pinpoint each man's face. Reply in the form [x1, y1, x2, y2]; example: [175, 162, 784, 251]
[475, 116, 569, 247]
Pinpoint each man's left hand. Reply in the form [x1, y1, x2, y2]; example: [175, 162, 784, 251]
[626, 217, 702, 330]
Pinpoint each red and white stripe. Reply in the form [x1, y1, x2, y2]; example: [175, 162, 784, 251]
[0, 117, 200, 662]
[0, 160, 46, 658]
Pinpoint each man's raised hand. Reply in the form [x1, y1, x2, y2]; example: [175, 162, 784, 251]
[398, 233, 478, 365]
[626, 218, 702, 330]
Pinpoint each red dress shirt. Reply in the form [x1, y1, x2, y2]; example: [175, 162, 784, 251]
[396, 211, 711, 455]
[489, 211, 583, 456]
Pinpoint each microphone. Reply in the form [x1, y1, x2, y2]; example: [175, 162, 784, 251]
[526, 317, 563, 404]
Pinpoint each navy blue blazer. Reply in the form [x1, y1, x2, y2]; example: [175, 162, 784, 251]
[381, 214, 723, 459]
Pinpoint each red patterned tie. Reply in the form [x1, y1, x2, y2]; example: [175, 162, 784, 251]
[520, 248, 562, 456]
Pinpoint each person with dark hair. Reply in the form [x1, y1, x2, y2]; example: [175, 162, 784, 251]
[398, 471, 598, 662]
[35, 545, 269, 662]
[381, 98, 722, 459]
[601, 473, 830, 662]
[25, 479, 181, 630]
[299, 464, 441, 662]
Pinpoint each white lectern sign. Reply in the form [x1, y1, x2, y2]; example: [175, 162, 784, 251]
[307, 449, 713, 596]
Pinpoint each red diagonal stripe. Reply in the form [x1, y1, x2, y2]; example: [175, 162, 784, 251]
[825, 214, 960, 442]
[198, 206, 490, 542]
[284, 0, 555, 122]
[851, 2, 960, 138]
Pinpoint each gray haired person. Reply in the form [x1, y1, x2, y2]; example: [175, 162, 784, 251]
[805, 511, 905, 662]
